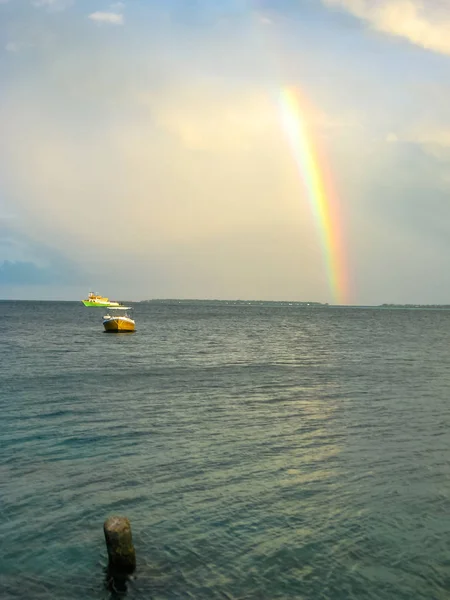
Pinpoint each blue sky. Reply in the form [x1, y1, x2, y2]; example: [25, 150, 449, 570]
[1, 0, 450, 303]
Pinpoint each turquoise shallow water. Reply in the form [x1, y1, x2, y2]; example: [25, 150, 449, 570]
[2, 301, 450, 599]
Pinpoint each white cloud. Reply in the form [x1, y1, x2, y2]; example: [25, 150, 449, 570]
[412, 131, 450, 147]
[403, 129, 450, 164]
[88, 11, 124, 25]
[323, 0, 450, 55]
[386, 132, 398, 143]
[0, 66, 330, 300]
[4, 2, 450, 302]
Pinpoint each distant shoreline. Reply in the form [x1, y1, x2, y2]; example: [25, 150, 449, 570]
[140, 300, 450, 309]
[140, 299, 328, 306]
[1, 298, 450, 309]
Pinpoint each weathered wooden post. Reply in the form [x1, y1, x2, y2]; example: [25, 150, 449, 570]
[104, 516, 136, 575]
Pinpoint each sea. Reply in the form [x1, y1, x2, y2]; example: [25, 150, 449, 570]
[1, 300, 450, 600]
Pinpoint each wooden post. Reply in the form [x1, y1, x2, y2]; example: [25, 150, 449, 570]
[104, 516, 136, 575]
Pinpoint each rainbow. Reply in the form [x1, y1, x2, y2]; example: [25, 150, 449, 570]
[279, 86, 349, 305]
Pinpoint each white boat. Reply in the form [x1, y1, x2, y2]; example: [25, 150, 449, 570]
[103, 307, 135, 332]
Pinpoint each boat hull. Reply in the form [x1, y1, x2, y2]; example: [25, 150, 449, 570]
[103, 317, 135, 332]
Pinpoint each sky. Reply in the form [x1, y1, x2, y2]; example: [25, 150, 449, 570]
[1, 0, 450, 304]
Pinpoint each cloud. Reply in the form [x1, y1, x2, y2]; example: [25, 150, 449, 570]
[0, 34, 329, 300]
[88, 11, 124, 25]
[410, 129, 450, 148]
[0, 256, 82, 287]
[322, 0, 450, 55]
[3, 1, 450, 302]
[0, 260, 58, 285]
[0, 223, 83, 286]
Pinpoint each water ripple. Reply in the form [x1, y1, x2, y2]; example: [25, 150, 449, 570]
[1, 303, 450, 599]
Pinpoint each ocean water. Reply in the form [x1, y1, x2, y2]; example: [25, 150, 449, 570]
[2, 301, 450, 599]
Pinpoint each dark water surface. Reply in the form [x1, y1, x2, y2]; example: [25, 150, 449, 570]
[1, 301, 450, 599]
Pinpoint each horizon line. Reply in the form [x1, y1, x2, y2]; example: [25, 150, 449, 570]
[2, 298, 450, 308]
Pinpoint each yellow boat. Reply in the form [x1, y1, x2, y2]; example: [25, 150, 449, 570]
[83, 292, 120, 307]
[103, 308, 135, 332]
